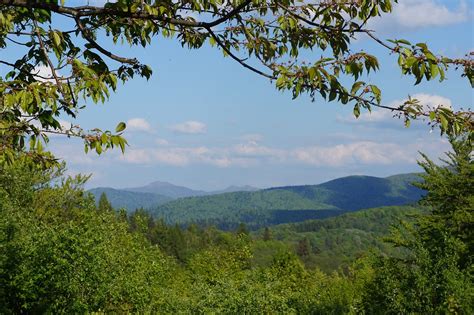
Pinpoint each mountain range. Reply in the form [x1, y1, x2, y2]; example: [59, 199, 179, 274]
[88, 187, 173, 210]
[88, 181, 259, 210]
[89, 173, 425, 230]
[149, 173, 424, 229]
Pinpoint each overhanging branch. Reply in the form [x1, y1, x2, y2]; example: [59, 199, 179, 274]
[74, 16, 138, 65]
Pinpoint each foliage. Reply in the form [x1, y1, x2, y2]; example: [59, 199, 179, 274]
[360, 136, 474, 313]
[0, 161, 368, 313]
[267, 205, 422, 272]
[0, 158, 176, 313]
[0, 0, 472, 165]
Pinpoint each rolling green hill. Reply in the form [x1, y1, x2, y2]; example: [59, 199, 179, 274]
[253, 205, 424, 272]
[150, 173, 424, 229]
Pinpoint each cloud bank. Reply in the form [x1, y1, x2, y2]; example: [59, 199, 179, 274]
[169, 121, 207, 134]
[126, 118, 153, 132]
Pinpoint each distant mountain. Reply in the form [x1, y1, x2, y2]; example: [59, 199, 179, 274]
[89, 182, 261, 211]
[209, 185, 259, 194]
[125, 181, 207, 199]
[150, 173, 425, 229]
[88, 188, 172, 211]
[271, 173, 424, 212]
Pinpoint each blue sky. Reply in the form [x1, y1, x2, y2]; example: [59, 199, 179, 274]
[5, 0, 474, 190]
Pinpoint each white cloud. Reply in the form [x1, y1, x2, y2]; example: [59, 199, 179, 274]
[119, 149, 153, 164]
[292, 142, 414, 166]
[233, 142, 286, 160]
[407, 93, 452, 109]
[369, 0, 470, 31]
[117, 137, 443, 169]
[119, 146, 255, 168]
[151, 149, 192, 166]
[169, 121, 207, 134]
[126, 118, 153, 132]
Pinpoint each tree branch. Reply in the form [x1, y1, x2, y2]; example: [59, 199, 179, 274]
[32, 19, 66, 96]
[0, 60, 50, 80]
[205, 26, 274, 79]
[0, 0, 251, 29]
[74, 16, 138, 65]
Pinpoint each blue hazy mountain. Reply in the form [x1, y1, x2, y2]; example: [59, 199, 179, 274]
[88, 187, 172, 211]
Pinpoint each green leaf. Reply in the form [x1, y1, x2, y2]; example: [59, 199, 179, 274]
[52, 31, 61, 48]
[416, 42, 428, 50]
[398, 39, 411, 45]
[370, 85, 381, 104]
[115, 122, 126, 133]
[440, 114, 448, 131]
[351, 81, 365, 94]
[209, 36, 216, 47]
[353, 104, 360, 118]
[405, 57, 417, 68]
[429, 64, 439, 80]
[425, 52, 437, 62]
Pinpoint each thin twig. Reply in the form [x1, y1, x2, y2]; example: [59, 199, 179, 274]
[205, 26, 274, 79]
[33, 19, 65, 96]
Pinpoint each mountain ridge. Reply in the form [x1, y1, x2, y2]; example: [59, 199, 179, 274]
[88, 187, 172, 210]
[149, 173, 424, 229]
[125, 180, 207, 199]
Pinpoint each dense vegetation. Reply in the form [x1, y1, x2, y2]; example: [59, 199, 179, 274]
[149, 174, 424, 229]
[265, 205, 423, 272]
[1, 138, 472, 313]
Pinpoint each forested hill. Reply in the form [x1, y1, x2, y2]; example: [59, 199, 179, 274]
[89, 188, 172, 210]
[89, 182, 260, 210]
[150, 173, 425, 229]
[253, 205, 424, 272]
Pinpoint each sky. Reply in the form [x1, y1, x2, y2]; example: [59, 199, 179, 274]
[5, 0, 474, 190]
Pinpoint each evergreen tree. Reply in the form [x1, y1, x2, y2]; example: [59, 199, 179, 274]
[236, 223, 249, 236]
[362, 136, 474, 314]
[97, 192, 113, 212]
[296, 237, 311, 257]
[263, 227, 272, 241]
[415, 137, 473, 269]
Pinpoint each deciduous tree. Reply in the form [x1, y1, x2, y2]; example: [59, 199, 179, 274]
[0, 0, 472, 164]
